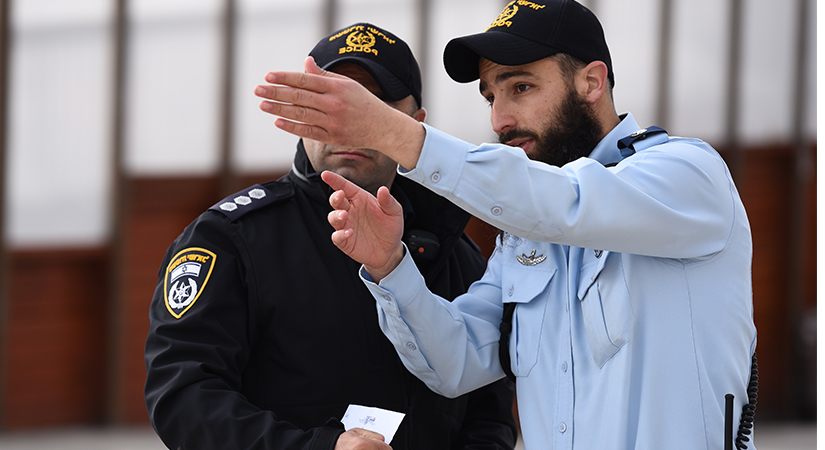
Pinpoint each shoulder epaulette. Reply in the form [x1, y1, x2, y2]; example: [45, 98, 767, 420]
[617, 126, 668, 157]
[208, 183, 293, 221]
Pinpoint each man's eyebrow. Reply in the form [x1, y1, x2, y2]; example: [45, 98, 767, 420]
[479, 69, 535, 95]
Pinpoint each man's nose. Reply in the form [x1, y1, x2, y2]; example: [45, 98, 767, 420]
[490, 102, 516, 136]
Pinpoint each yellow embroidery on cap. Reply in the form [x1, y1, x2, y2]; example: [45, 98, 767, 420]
[366, 26, 395, 45]
[329, 25, 362, 42]
[488, 1, 518, 30]
[341, 30, 378, 55]
[518, 0, 546, 10]
[487, 0, 546, 31]
[331, 25, 396, 57]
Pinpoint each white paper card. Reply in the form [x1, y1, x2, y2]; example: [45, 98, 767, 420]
[341, 404, 406, 443]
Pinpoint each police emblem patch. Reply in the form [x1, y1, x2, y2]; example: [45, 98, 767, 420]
[344, 29, 377, 55]
[163, 247, 216, 319]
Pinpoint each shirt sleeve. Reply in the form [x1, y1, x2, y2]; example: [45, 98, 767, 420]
[362, 244, 507, 398]
[401, 124, 737, 259]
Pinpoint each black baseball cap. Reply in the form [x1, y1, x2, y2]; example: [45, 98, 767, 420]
[443, 0, 614, 86]
[309, 23, 423, 108]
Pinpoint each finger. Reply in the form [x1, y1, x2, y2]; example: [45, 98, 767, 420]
[263, 69, 331, 94]
[305, 56, 350, 80]
[257, 90, 331, 127]
[328, 189, 350, 211]
[321, 170, 347, 191]
[322, 170, 364, 199]
[258, 96, 322, 124]
[376, 186, 403, 217]
[255, 83, 329, 110]
[273, 117, 331, 142]
[327, 209, 347, 229]
[331, 228, 353, 248]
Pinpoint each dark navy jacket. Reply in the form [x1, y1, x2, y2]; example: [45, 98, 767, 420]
[144, 142, 517, 450]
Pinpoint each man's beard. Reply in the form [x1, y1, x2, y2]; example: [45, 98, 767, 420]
[495, 86, 604, 242]
[498, 87, 603, 167]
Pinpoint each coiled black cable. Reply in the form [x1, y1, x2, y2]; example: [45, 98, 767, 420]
[734, 353, 758, 449]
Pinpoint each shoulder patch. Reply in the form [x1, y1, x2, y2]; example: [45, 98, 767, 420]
[164, 247, 217, 319]
[617, 126, 668, 157]
[209, 184, 288, 221]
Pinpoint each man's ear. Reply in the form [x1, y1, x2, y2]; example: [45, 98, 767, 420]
[579, 60, 609, 104]
[413, 107, 427, 123]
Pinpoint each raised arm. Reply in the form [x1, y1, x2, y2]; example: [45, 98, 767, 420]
[256, 58, 425, 171]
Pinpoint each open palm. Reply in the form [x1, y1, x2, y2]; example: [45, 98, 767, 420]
[323, 171, 405, 280]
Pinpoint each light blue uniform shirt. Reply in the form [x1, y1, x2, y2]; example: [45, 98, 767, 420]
[363, 114, 757, 449]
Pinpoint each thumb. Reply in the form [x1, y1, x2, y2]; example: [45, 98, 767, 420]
[305, 56, 350, 80]
[304, 56, 324, 75]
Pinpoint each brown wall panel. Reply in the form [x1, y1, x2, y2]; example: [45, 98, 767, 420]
[110, 176, 221, 424]
[3, 248, 109, 429]
[718, 144, 817, 419]
[738, 147, 794, 418]
[464, 216, 499, 259]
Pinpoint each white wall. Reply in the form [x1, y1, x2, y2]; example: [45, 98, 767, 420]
[3, 0, 817, 248]
[7, 0, 113, 247]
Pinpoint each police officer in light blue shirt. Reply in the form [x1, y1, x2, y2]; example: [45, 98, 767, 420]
[255, 1, 758, 448]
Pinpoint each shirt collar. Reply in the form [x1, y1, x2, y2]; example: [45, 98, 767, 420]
[587, 112, 640, 166]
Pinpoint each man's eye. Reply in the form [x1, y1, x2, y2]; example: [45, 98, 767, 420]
[515, 84, 529, 93]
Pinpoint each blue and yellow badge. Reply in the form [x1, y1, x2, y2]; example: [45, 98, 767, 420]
[163, 247, 216, 319]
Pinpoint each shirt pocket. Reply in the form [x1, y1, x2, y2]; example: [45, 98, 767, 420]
[577, 252, 633, 368]
[502, 265, 556, 377]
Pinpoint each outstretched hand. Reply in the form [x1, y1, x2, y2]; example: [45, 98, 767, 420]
[322, 171, 405, 282]
[255, 57, 425, 170]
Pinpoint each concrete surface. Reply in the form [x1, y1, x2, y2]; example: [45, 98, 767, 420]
[0, 421, 815, 449]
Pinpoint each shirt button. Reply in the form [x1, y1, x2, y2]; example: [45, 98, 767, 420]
[562, 362, 568, 372]
[406, 342, 417, 351]
[558, 423, 567, 433]
[383, 295, 391, 302]
[508, 286, 514, 297]
[491, 206, 503, 216]
[430, 172, 441, 183]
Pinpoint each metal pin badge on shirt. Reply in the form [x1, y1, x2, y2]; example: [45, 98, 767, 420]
[517, 249, 546, 266]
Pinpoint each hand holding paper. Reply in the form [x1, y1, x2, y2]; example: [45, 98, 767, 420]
[335, 428, 392, 450]
[341, 404, 405, 444]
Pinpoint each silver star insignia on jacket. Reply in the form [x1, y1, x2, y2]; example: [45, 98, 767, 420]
[517, 249, 546, 266]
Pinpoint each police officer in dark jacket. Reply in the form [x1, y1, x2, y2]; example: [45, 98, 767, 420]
[144, 22, 517, 450]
